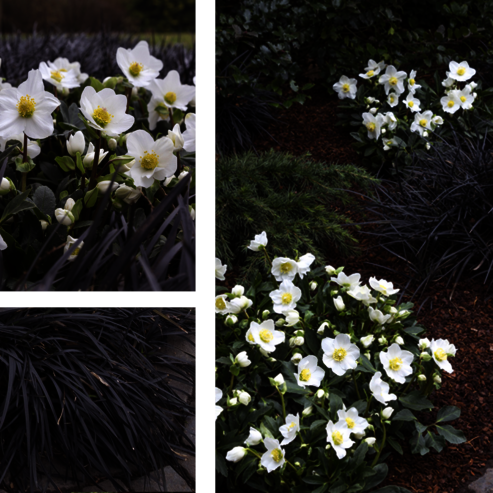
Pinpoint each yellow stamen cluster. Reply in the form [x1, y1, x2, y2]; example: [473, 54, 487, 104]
[333, 348, 347, 362]
[281, 293, 293, 305]
[367, 70, 374, 77]
[129, 62, 144, 77]
[345, 417, 355, 429]
[434, 348, 447, 362]
[288, 422, 296, 429]
[389, 96, 395, 103]
[460, 96, 466, 103]
[164, 91, 177, 104]
[366, 122, 376, 133]
[271, 449, 283, 463]
[447, 100, 455, 108]
[408, 101, 414, 108]
[215, 298, 226, 310]
[457, 67, 466, 76]
[419, 119, 428, 127]
[140, 150, 159, 170]
[50, 70, 65, 83]
[17, 95, 36, 118]
[332, 431, 343, 446]
[409, 78, 415, 86]
[342, 83, 350, 93]
[259, 329, 273, 343]
[93, 106, 114, 128]
[299, 368, 311, 382]
[248, 332, 255, 342]
[280, 262, 293, 274]
[389, 357, 403, 371]
[389, 76, 398, 86]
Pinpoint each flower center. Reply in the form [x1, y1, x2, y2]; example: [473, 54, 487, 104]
[332, 431, 344, 446]
[289, 422, 296, 429]
[408, 101, 414, 108]
[280, 262, 293, 274]
[434, 348, 447, 362]
[386, 140, 393, 146]
[92, 106, 114, 128]
[342, 83, 350, 93]
[164, 91, 177, 105]
[17, 95, 36, 118]
[460, 96, 466, 103]
[248, 332, 254, 342]
[300, 368, 311, 382]
[410, 78, 415, 85]
[345, 417, 355, 429]
[447, 100, 455, 108]
[389, 357, 403, 371]
[333, 348, 347, 362]
[271, 448, 283, 463]
[51, 70, 65, 83]
[73, 247, 81, 256]
[140, 150, 159, 170]
[215, 298, 226, 310]
[366, 122, 376, 132]
[129, 62, 144, 77]
[281, 293, 293, 305]
[367, 70, 374, 77]
[389, 76, 398, 86]
[457, 66, 466, 76]
[419, 118, 428, 127]
[259, 329, 273, 343]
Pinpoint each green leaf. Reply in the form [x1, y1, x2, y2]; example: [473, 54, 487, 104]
[32, 186, 56, 216]
[387, 436, 403, 455]
[0, 190, 36, 223]
[363, 463, 388, 491]
[393, 409, 416, 422]
[84, 188, 99, 208]
[290, 80, 299, 92]
[414, 421, 428, 434]
[399, 391, 434, 411]
[436, 406, 461, 423]
[312, 485, 329, 493]
[89, 77, 104, 92]
[75, 152, 85, 175]
[411, 432, 429, 455]
[71, 199, 84, 221]
[358, 354, 376, 373]
[436, 424, 466, 444]
[56, 156, 76, 172]
[425, 431, 445, 452]
[216, 450, 228, 477]
[15, 156, 36, 173]
[302, 476, 326, 485]
[285, 380, 310, 395]
[371, 487, 412, 493]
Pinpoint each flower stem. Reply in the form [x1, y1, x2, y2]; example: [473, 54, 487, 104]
[246, 448, 262, 460]
[277, 387, 286, 421]
[352, 370, 361, 400]
[89, 131, 101, 190]
[21, 132, 28, 192]
[371, 420, 387, 467]
[286, 460, 298, 472]
[228, 373, 235, 394]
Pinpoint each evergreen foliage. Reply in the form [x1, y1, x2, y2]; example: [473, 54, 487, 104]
[216, 151, 378, 279]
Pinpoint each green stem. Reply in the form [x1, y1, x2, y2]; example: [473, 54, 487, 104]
[246, 448, 262, 460]
[277, 387, 286, 421]
[352, 370, 361, 400]
[228, 373, 235, 394]
[286, 460, 298, 472]
[21, 132, 28, 192]
[371, 420, 387, 467]
[400, 372, 417, 396]
[263, 247, 272, 265]
[89, 131, 101, 190]
[364, 395, 373, 416]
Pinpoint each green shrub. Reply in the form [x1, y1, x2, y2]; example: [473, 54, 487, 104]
[216, 151, 378, 279]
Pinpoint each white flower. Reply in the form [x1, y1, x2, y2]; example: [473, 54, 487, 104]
[369, 277, 399, 296]
[215, 258, 227, 280]
[395, 336, 404, 345]
[280, 413, 300, 445]
[384, 112, 398, 131]
[418, 338, 431, 350]
[362, 112, 384, 140]
[379, 65, 407, 95]
[347, 285, 377, 305]
[333, 75, 357, 99]
[295, 355, 325, 388]
[296, 253, 315, 279]
[369, 372, 397, 404]
[333, 295, 345, 311]
[337, 407, 369, 435]
[326, 420, 354, 459]
[231, 285, 244, 297]
[64, 235, 83, 261]
[331, 271, 361, 290]
[115, 184, 142, 204]
[149, 70, 195, 111]
[80, 86, 134, 137]
[442, 75, 455, 88]
[83, 148, 109, 168]
[360, 335, 374, 348]
[383, 138, 397, 151]
[96, 180, 119, 194]
[245, 428, 263, 446]
[235, 351, 251, 368]
[270, 279, 302, 314]
[448, 61, 476, 82]
[66, 131, 85, 156]
[39, 61, 80, 90]
[403, 92, 421, 112]
[273, 374, 285, 386]
[215, 294, 231, 315]
[407, 70, 422, 93]
[410, 110, 433, 136]
[368, 306, 392, 325]
[325, 265, 337, 275]
[182, 113, 196, 152]
[441, 90, 462, 114]
[248, 231, 268, 251]
[271, 257, 299, 282]
[116, 40, 163, 88]
[249, 319, 285, 353]
[0, 133, 40, 159]
[125, 129, 177, 187]
[0, 234, 7, 251]
[285, 310, 300, 327]
[64, 198, 75, 211]
[238, 391, 251, 406]
[0, 69, 60, 139]
[382, 407, 394, 419]
[261, 438, 285, 473]
[55, 208, 74, 226]
[359, 59, 382, 79]
[229, 296, 253, 313]
[167, 123, 185, 151]
[322, 333, 360, 376]
[430, 338, 456, 373]
[215, 387, 223, 420]
[387, 92, 399, 107]
[456, 86, 475, 109]
[365, 437, 376, 446]
[226, 446, 246, 463]
[379, 343, 414, 384]
[291, 353, 302, 364]
[46, 57, 87, 83]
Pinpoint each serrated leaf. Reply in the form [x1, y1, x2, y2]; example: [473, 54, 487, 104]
[32, 186, 56, 216]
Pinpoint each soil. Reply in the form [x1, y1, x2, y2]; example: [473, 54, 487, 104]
[248, 88, 493, 493]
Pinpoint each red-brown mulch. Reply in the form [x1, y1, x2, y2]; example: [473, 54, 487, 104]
[248, 89, 493, 492]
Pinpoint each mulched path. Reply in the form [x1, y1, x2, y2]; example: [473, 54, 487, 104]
[249, 89, 493, 493]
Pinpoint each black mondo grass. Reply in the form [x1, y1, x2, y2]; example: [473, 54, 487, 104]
[0, 308, 195, 493]
[363, 127, 493, 297]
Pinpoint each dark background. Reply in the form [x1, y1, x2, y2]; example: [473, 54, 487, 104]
[0, 0, 195, 33]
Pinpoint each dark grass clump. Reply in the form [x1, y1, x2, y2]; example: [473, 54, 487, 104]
[364, 129, 493, 296]
[216, 150, 379, 279]
[0, 308, 195, 493]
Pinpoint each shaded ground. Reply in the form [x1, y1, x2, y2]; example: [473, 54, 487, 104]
[249, 90, 493, 493]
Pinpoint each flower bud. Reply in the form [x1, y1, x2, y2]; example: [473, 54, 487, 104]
[310, 281, 318, 291]
[316, 389, 325, 399]
[420, 352, 432, 362]
[0, 177, 11, 195]
[418, 374, 427, 382]
[381, 128, 386, 134]
[55, 208, 75, 226]
[426, 143, 431, 150]
[360, 335, 374, 348]
[382, 407, 394, 419]
[108, 138, 117, 150]
[225, 314, 238, 326]
[276, 318, 286, 327]
[365, 437, 376, 446]
[333, 295, 345, 311]
[364, 352, 371, 360]
[293, 336, 304, 346]
[226, 446, 246, 462]
[229, 397, 238, 406]
[369, 108, 377, 115]
[262, 310, 270, 320]
[115, 184, 141, 204]
[378, 336, 387, 345]
[231, 285, 244, 297]
[64, 198, 75, 211]
[40, 220, 49, 230]
[423, 131, 429, 137]
[245, 428, 262, 446]
[97, 180, 119, 195]
[235, 351, 251, 368]
[259, 348, 270, 357]
[291, 353, 302, 365]
[418, 338, 430, 350]
[302, 406, 313, 416]
[325, 265, 337, 275]
[354, 432, 365, 439]
[238, 391, 251, 406]
[317, 322, 328, 335]
[66, 131, 85, 156]
[273, 374, 285, 386]
[395, 336, 404, 345]
[434, 375, 442, 384]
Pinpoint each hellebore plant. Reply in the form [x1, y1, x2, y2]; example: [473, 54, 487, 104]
[216, 232, 465, 492]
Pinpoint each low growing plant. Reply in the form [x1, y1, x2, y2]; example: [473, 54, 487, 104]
[215, 233, 465, 492]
